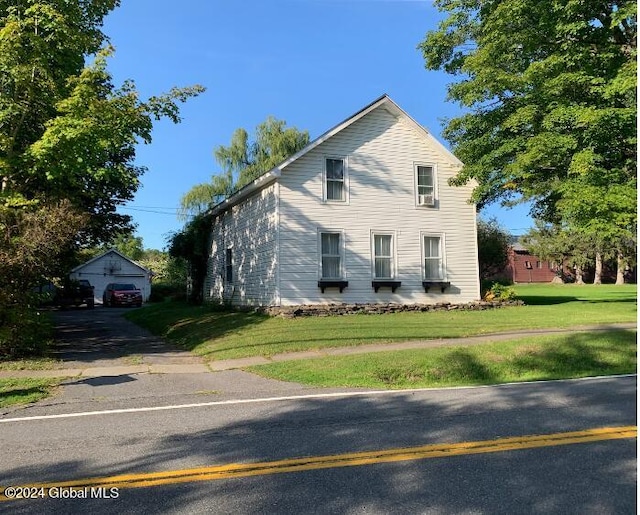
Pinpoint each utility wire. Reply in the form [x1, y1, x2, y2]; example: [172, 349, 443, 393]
[119, 206, 181, 215]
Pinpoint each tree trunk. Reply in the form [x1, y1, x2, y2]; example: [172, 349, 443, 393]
[593, 252, 603, 284]
[615, 253, 626, 285]
[575, 265, 584, 285]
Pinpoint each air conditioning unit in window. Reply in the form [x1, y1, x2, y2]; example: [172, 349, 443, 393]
[418, 194, 435, 206]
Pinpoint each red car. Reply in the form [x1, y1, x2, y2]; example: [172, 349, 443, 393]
[103, 283, 143, 307]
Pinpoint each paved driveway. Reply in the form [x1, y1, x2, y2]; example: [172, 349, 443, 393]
[0, 307, 332, 418]
[50, 305, 205, 368]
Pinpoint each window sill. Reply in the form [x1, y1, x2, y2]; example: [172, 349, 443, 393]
[372, 281, 401, 293]
[422, 281, 450, 293]
[318, 280, 349, 293]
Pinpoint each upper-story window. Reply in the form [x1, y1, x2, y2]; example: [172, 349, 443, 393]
[415, 165, 436, 207]
[325, 157, 347, 202]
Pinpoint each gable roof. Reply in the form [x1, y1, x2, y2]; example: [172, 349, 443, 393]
[71, 248, 152, 275]
[209, 94, 462, 217]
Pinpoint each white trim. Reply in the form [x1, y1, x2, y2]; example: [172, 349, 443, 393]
[275, 182, 281, 307]
[421, 232, 447, 281]
[370, 231, 397, 280]
[317, 228, 346, 280]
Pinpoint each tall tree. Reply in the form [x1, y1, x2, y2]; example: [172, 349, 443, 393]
[0, 1, 203, 354]
[179, 117, 309, 219]
[421, 0, 636, 259]
[476, 217, 511, 281]
[1, 2, 204, 243]
[176, 117, 309, 301]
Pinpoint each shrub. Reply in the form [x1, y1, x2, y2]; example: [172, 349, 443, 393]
[0, 304, 53, 358]
[483, 282, 517, 302]
[148, 283, 187, 303]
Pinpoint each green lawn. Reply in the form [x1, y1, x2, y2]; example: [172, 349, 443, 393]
[0, 377, 65, 408]
[247, 329, 636, 388]
[126, 284, 637, 361]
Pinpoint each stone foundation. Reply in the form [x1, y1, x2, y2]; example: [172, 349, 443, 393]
[259, 300, 524, 318]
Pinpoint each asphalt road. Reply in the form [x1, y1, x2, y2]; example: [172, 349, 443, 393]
[1, 375, 636, 514]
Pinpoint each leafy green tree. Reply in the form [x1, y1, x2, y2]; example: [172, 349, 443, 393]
[521, 222, 574, 282]
[175, 118, 309, 301]
[1, 2, 204, 243]
[168, 215, 212, 303]
[0, 200, 85, 356]
[421, 0, 636, 260]
[0, 1, 203, 356]
[521, 221, 603, 284]
[179, 117, 309, 219]
[108, 232, 145, 261]
[476, 217, 511, 281]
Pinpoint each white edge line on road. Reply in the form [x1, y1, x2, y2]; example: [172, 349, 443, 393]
[1, 374, 636, 424]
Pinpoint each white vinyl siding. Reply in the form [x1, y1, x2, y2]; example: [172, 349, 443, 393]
[205, 184, 278, 306]
[207, 99, 480, 306]
[372, 233, 394, 279]
[278, 106, 479, 305]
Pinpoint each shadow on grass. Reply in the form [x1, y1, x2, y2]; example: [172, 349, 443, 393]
[255, 330, 637, 390]
[130, 306, 271, 353]
[507, 330, 637, 379]
[402, 330, 635, 388]
[519, 295, 638, 306]
[0, 383, 52, 407]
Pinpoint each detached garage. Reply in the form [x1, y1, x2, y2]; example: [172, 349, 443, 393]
[69, 249, 153, 304]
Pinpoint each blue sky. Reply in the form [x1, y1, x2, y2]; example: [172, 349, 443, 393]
[102, 0, 533, 250]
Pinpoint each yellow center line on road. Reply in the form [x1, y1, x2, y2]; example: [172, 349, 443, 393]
[2, 425, 635, 500]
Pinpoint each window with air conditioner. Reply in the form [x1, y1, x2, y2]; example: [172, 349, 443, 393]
[415, 165, 436, 207]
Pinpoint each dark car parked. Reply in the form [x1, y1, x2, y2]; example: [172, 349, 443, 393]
[55, 279, 95, 309]
[103, 283, 143, 307]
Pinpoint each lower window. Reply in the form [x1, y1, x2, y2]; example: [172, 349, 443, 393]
[423, 235, 444, 280]
[320, 232, 343, 279]
[372, 233, 394, 279]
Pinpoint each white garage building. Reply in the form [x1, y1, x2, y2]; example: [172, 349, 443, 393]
[69, 249, 153, 304]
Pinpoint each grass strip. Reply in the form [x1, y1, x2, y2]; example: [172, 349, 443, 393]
[247, 330, 637, 389]
[0, 358, 62, 371]
[0, 377, 65, 408]
[126, 284, 637, 361]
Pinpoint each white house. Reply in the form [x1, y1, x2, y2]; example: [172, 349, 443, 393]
[204, 95, 480, 307]
[70, 249, 153, 303]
